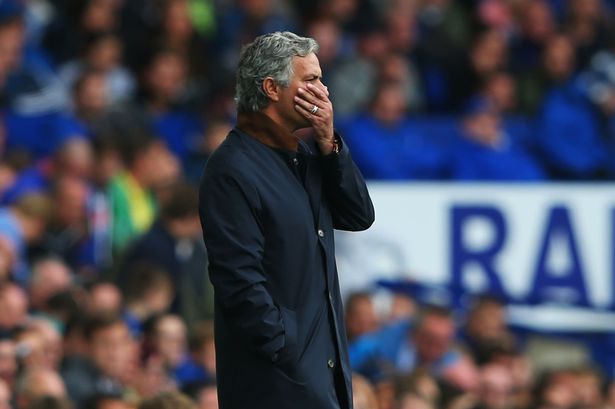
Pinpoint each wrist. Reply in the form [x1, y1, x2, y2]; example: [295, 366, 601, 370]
[318, 135, 339, 156]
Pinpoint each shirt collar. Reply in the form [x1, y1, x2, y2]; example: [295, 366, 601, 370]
[236, 111, 300, 152]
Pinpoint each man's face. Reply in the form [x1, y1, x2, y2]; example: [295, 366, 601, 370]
[98, 398, 135, 409]
[0, 341, 16, 387]
[90, 323, 136, 380]
[0, 380, 9, 409]
[155, 316, 187, 368]
[275, 53, 324, 131]
[414, 315, 455, 363]
[346, 297, 378, 340]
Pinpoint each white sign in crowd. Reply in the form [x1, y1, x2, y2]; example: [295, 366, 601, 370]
[336, 183, 615, 332]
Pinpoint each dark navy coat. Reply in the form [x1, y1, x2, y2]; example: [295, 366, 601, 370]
[199, 112, 374, 409]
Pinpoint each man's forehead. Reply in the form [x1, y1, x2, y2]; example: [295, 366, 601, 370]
[292, 54, 321, 73]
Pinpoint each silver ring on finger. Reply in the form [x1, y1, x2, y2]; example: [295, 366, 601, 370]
[310, 105, 319, 115]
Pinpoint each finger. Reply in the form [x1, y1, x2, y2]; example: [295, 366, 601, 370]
[306, 83, 328, 101]
[295, 103, 315, 120]
[296, 89, 323, 109]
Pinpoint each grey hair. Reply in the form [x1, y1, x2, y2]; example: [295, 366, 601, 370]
[235, 31, 319, 113]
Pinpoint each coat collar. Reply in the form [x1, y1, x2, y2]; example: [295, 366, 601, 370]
[236, 111, 299, 152]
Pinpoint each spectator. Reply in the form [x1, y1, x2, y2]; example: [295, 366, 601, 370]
[120, 183, 211, 324]
[378, 53, 423, 112]
[153, 0, 211, 92]
[1, 7, 69, 114]
[43, 0, 122, 66]
[107, 132, 179, 253]
[144, 314, 187, 374]
[28, 396, 74, 409]
[481, 71, 518, 114]
[175, 321, 215, 387]
[328, 22, 388, 117]
[534, 370, 577, 409]
[510, 0, 557, 72]
[564, 0, 613, 69]
[0, 283, 29, 331]
[450, 96, 545, 180]
[14, 367, 67, 409]
[349, 306, 479, 391]
[3, 137, 93, 207]
[387, 293, 417, 324]
[446, 29, 509, 110]
[518, 33, 577, 114]
[305, 17, 348, 81]
[461, 296, 510, 362]
[28, 257, 72, 313]
[397, 391, 434, 409]
[84, 281, 122, 316]
[574, 367, 604, 409]
[71, 70, 109, 128]
[0, 193, 51, 283]
[0, 335, 16, 389]
[534, 48, 609, 178]
[15, 318, 63, 371]
[345, 292, 379, 343]
[138, 391, 196, 409]
[61, 315, 136, 409]
[342, 82, 448, 180]
[190, 382, 217, 409]
[0, 379, 9, 409]
[138, 48, 204, 163]
[0, 236, 15, 284]
[59, 31, 135, 105]
[413, 0, 473, 111]
[473, 363, 515, 409]
[83, 392, 135, 409]
[36, 177, 93, 273]
[121, 263, 174, 338]
[352, 374, 379, 409]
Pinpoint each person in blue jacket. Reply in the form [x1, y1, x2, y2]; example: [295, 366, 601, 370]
[349, 306, 477, 391]
[451, 96, 546, 181]
[340, 82, 448, 180]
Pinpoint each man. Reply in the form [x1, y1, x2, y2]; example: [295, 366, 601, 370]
[0, 379, 9, 409]
[451, 96, 545, 181]
[0, 193, 52, 284]
[14, 367, 67, 409]
[138, 392, 196, 409]
[349, 306, 478, 391]
[199, 31, 374, 409]
[61, 315, 136, 409]
[120, 183, 212, 324]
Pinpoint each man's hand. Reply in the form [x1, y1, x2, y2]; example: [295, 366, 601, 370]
[294, 82, 336, 155]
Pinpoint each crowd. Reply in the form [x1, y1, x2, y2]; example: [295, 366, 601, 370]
[345, 292, 614, 409]
[0, 0, 611, 408]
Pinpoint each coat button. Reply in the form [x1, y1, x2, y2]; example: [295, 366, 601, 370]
[328, 291, 333, 301]
[317, 229, 324, 237]
[327, 359, 335, 369]
[292, 158, 299, 165]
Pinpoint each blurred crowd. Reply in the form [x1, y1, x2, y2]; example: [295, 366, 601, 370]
[0, 0, 613, 408]
[345, 291, 614, 409]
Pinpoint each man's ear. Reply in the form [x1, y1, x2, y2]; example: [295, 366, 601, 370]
[262, 77, 280, 102]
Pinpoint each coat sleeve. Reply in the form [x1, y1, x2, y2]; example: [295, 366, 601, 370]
[320, 133, 375, 231]
[199, 169, 292, 363]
